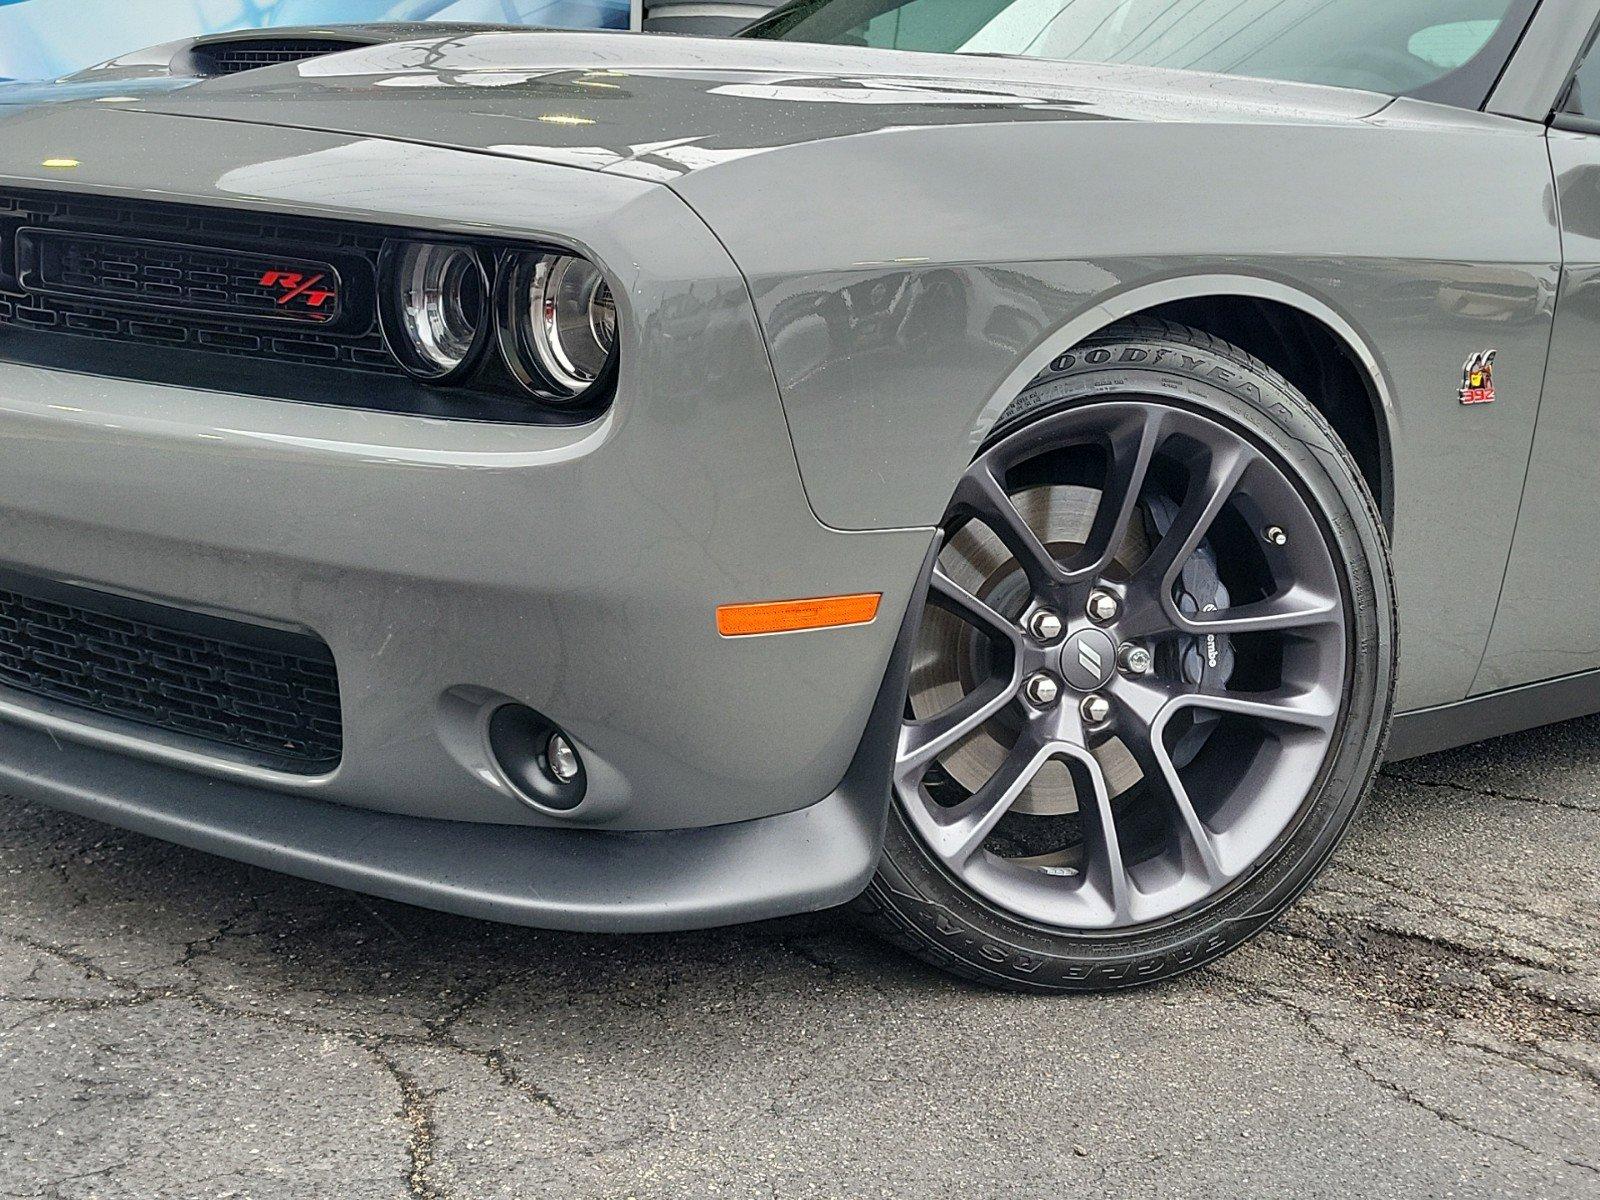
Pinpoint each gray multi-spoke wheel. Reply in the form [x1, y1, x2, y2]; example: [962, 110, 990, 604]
[861, 319, 1395, 991]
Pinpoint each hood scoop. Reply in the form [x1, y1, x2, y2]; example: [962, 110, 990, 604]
[188, 37, 366, 78]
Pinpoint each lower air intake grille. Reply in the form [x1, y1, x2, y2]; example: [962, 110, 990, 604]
[0, 571, 342, 773]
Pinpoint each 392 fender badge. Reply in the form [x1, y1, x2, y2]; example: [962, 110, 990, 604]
[1459, 350, 1497, 405]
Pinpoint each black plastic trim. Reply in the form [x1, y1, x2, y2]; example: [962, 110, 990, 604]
[488, 704, 588, 813]
[16, 228, 352, 328]
[0, 325, 586, 426]
[187, 37, 366, 77]
[0, 187, 612, 425]
[0, 566, 326, 659]
[1386, 669, 1600, 761]
[0, 566, 341, 773]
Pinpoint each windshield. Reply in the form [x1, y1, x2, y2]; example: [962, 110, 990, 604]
[741, 0, 1537, 105]
[0, 0, 631, 83]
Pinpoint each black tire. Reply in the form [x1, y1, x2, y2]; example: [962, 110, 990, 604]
[859, 318, 1396, 992]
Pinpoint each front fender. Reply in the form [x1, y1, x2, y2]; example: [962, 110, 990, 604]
[670, 106, 1558, 710]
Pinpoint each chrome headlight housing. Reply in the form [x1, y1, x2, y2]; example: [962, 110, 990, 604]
[497, 252, 618, 404]
[379, 241, 491, 382]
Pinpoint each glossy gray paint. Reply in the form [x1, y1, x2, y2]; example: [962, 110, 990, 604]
[0, 527, 927, 931]
[0, 21, 1595, 927]
[72, 22, 512, 80]
[1477, 125, 1600, 691]
[0, 24, 512, 112]
[677, 102, 1558, 712]
[121, 33, 1393, 163]
[111, 32, 1567, 709]
[0, 703, 885, 931]
[0, 104, 929, 832]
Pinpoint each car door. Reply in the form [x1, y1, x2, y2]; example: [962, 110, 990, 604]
[1476, 22, 1600, 693]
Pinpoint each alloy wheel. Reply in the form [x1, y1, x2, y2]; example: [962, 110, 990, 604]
[895, 398, 1349, 931]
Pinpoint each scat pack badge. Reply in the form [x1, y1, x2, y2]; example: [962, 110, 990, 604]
[1459, 350, 1497, 405]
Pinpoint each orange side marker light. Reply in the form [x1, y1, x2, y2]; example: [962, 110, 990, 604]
[716, 593, 882, 637]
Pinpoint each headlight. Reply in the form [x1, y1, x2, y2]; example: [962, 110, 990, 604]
[497, 252, 618, 403]
[379, 241, 490, 382]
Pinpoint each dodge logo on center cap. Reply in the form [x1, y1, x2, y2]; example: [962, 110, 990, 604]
[1078, 638, 1103, 677]
[1061, 628, 1117, 691]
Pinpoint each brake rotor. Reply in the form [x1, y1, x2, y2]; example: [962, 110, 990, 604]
[909, 485, 1150, 816]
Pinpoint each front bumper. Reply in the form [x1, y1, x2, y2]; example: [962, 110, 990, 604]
[0, 301, 930, 927]
[0, 451, 927, 930]
[0, 116, 936, 927]
[0, 341, 930, 820]
[0, 668, 900, 933]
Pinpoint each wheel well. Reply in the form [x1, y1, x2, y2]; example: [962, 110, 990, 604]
[1116, 296, 1391, 527]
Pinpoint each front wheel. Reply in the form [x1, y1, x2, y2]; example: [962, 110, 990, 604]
[859, 319, 1395, 991]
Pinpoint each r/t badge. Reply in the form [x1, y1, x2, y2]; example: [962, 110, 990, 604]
[1459, 350, 1497, 405]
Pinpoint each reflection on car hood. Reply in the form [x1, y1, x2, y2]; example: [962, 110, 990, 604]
[111, 29, 1390, 181]
[0, 76, 195, 112]
[0, 24, 518, 115]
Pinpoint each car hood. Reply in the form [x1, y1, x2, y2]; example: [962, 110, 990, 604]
[0, 75, 194, 113]
[111, 29, 1391, 183]
[0, 24, 510, 114]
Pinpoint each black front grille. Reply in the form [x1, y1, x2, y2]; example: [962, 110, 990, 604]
[0, 189, 397, 377]
[191, 38, 365, 76]
[0, 570, 342, 773]
[17, 229, 344, 325]
[0, 189, 582, 424]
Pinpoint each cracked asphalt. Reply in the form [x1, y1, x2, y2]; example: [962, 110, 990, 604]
[2, 719, 1597, 1200]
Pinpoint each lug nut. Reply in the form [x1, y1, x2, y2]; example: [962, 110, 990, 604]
[1087, 590, 1120, 623]
[1028, 610, 1064, 640]
[1024, 673, 1061, 707]
[1080, 694, 1111, 724]
[1264, 525, 1288, 546]
[1119, 644, 1153, 675]
[546, 732, 581, 783]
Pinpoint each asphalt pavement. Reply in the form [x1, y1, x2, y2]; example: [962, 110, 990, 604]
[2, 717, 1597, 1199]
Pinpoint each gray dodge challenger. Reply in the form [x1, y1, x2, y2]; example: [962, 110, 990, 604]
[0, 0, 1594, 991]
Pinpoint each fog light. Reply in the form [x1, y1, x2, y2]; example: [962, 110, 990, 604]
[487, 704, 586, 811]
[546, 732, 581, 784]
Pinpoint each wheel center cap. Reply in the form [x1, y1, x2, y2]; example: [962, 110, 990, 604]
[1059, 628, 1117, 691]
